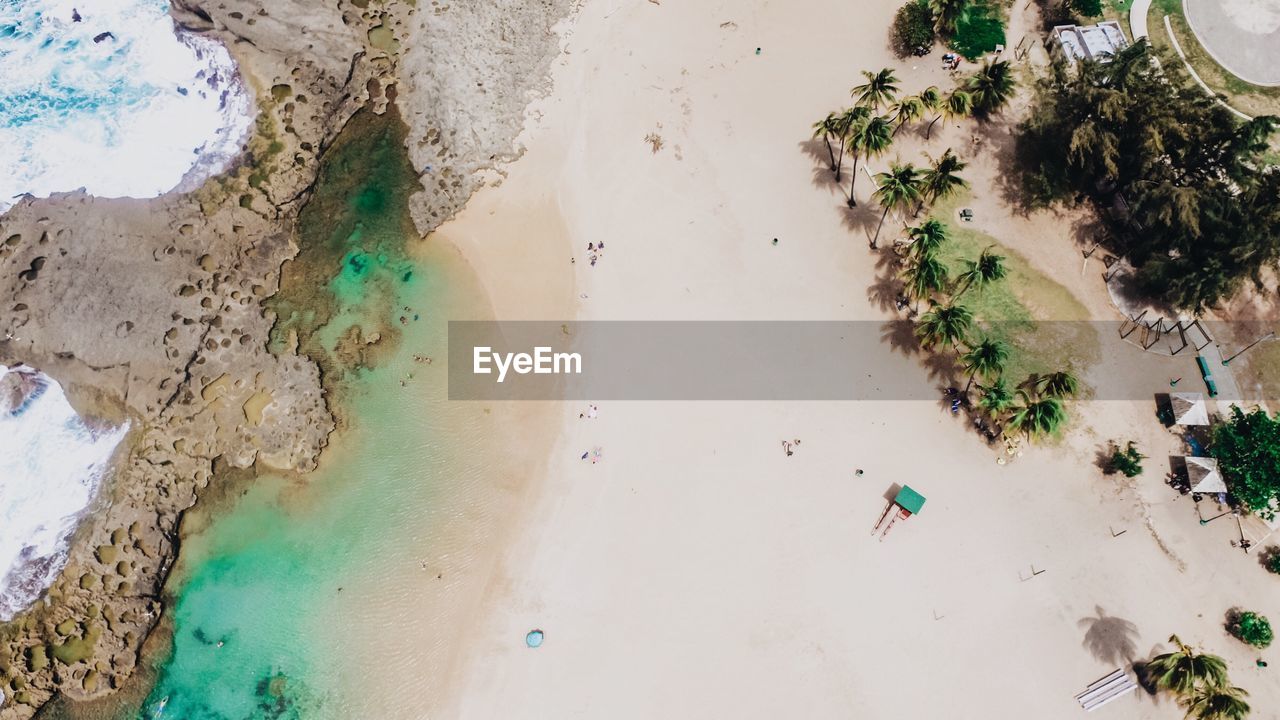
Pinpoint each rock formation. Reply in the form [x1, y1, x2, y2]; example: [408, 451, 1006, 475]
[0, 0, 574, 714]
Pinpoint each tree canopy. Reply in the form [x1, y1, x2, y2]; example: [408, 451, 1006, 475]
[1018, 40, 1280, 312]
[1211, 405, 1280, 519]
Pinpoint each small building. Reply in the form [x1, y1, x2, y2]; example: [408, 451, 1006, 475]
[1051, 21, 1129, 66]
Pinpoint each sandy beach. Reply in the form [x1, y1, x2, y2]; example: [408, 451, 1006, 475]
[424, 0, 1280, 717]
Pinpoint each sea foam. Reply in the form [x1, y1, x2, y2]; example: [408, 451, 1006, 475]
[0, 365, 128, 620]
[0, 0, 252, 212]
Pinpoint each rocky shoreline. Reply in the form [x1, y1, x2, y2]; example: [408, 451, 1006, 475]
[0, 0, 572, 716]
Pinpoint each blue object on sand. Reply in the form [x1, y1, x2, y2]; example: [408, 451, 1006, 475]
[526, 629, 544, 648]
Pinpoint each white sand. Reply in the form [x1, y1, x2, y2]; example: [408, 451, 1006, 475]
[429, 0, 1280, 716]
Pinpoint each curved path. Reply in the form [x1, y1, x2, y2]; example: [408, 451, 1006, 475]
[1129, 0, 1151, 38]
[1163, 15, 1254, 120]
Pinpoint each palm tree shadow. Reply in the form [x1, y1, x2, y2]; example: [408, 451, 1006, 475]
[1078, 605, 1140, 667]
[799, 139, 846, 193]
[867, 272, 905, 313]
[840, 202, 882, 247]
[880, 319, 919, 356]
[921, 350, 960, 386]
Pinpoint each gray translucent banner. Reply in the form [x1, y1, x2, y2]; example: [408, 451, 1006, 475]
[447, 321, 1276, 401]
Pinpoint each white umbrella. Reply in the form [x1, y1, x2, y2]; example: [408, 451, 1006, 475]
[1186, 456, 1226, 493]
[1172, 392, 1209, 426]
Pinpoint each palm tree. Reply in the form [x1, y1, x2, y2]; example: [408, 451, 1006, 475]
[928, 88, 973, 138]
[928, 0, 967, 35]
[920, 85, 943, 139]
[834, 106, 868, 179]
[1037, 370, 1080, 399]
[846, 115, 893, 208]
[966, 60, 1016, 118]
[977, 376, 1015, 419]
[915, 300, 972, 352]
[903, 254, 949, 312]
[920, 148, 969, 213]
[852, 68, 900, 110]
[907, 219, 949, 261]
[1146, 635, 1230, 696]
[1180, 684, 1250, 720]
[1008, 390, 1067, 440]
[890, 94, 926, 136]
[813, 111, 843, 174]
[956, 246, 1007, 296]
[961, 337, 1009, 392]
[870, 162, 924, 249]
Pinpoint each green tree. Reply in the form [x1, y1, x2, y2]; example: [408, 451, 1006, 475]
[915, 300, 972, 351]
[871, 162, 924, 249]
[1146, 635, 1230, 696]
[1107, 441, 1145, 477]
[1017, 40, 1280, 311]
[920, 148, 968, 213]
[906, 219, 949, 260]
[813, 111, 843, 175]
[1228, 610, 1273, 649]
[891, 0, 937, 57]
[1180, 684, 1251, 720]
[1069, 0, 1104, 17]
[890, 94, 927, 136]
[834, 106, 869, 179]
[977, 376, 1015, 419]
[956, 246, 1006, 296]
[961, 336, 1009, 392]
[919, 85, 944, 138]
[846, 114, 894, 207]
[928, 0, 967, 35]
[852, 68, 900, 110]
[1037, 370, 1080, 399]
[1008, 390, 1066, 440]
[903, 253, 950, 312]
[1210, 405, 1280, 519]
[966, 59, 1016, 117]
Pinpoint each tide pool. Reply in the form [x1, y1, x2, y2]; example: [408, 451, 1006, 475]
[112, 108, 499, 720]
[0, 0, 251, 211]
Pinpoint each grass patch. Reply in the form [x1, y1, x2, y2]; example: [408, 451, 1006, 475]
[930, 195, 1097, 386]
[950, 3, 1006, 60]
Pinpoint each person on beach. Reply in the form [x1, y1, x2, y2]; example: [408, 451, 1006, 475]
[782, 440, 793, 456]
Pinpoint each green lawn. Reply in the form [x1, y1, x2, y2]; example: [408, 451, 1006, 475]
[929, 195, 1099, 390]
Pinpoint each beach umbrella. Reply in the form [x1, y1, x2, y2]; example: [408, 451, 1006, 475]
[1171, 392, 1209, 426]
[1185, 456, 1227, 493]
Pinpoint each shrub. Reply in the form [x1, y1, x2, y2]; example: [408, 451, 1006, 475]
[950, 4, 1006, 60]
[1107, 441, 1145, 478]
[891, 0, 936, 57]
[1070, 0, 1104, 17]
[1229, 610, 1274, 649]
[1265, 547, 1280, 575]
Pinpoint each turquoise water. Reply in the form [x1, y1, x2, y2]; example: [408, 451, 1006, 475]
[121, 108, 491, 720]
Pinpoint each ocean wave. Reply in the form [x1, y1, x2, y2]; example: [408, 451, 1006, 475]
[0, 0, 253, 212]
[0, 365, 129, 620]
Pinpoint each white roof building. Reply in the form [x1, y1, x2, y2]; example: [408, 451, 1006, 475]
[1052, 21, 1129, 66]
